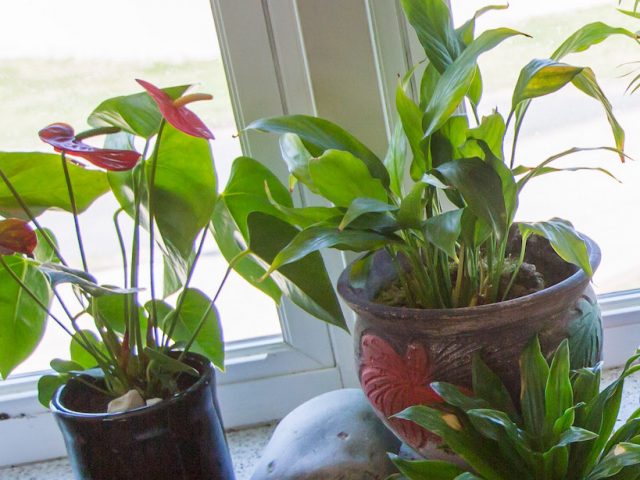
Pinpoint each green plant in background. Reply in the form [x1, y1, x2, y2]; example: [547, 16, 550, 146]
[239, 0, 638, 309]
[391, 338, 640, 480]
[0, 80, 344, 406]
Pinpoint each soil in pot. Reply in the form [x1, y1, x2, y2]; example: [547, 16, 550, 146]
[51, 354, 235, 480]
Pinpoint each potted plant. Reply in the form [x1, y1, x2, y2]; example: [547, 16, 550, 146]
[390, 336, 640, 479]
[222, 0, 640, 455]
[0, 80, 344, 479]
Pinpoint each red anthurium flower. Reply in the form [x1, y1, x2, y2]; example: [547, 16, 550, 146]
[136, 79, 214, 140]
[0, 219, 37, 256]
[38, 123, 140, 171]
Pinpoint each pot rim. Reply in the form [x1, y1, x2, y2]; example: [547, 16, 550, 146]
[50, 352, 213, 420]
[337, 234, 600, 322]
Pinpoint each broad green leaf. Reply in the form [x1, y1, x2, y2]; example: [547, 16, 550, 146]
[50, 359, 84, 374]
[149, 123, 216, 267]
[340, 198, 396, 231]
[472, 352, 519, 421]
[430, 382, 489, 411]
[39, 264, 138, 297]
[266, 225, 395, 274]
[70, 330, 105, 370]
[465, 112, 506, 160]
[518, 219, 592, 276]
[248, 115, 389, 187]
[460, 208, 492, 248]
[554, 426, 598, 448]
[0, 256, 51, 379]
[210, 201, 282, 303]
[606, 419, 640, 457]
[544, 340, 573, 441]
[587, 443, 640, 480]
[279, 133, 318, 193]
[88, 84, 191, 138]
[572, 364, 602, 425]
[420, 63, 441, 110]
[384, 122, 409, 198]
[476, 141, 518, 224]
[568, 296, 603, 369]
[33, 228, 60, 264]
[169, 288, 223, 369]
[93, 294, 147, 335]
[396, 406, 510, 479]
[0, 152, 109, 219]
[512, 59, 583, 111]
[400, 0, 461, 73]
[423, 209, 463, 259]
[390, 454, 466, 480]
[265, 187, 341, 229]
[309, 150, 388, 207]
[422, 28, 523, 139]
[520, 336, 549, 441]
[223, 156, 292, 238]
[435, 158, 508, 240]
[38, 374, 69, 408]
[144, 347, 199, 377]
[397, 81, 429, 176]
[246, 212, 346, 330]
[348, 253, 373, 289]
[552, 22, 638, 60]
[466, 409, 528, 447]
[397, 183, 427, 229]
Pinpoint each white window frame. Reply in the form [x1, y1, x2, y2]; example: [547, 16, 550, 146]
[3, 0, 640, 468]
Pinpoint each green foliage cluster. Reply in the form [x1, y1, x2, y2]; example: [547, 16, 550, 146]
[245, 0, 637, 309]
[392, 338, 640, 480]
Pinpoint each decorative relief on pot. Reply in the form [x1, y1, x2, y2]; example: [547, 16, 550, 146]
[359, 333, 443, 449]
[567, 293, 603, 369]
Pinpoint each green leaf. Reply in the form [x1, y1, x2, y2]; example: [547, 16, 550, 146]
[246, 212, 346, 329]
[340, 198, 396, 231]
[390, 454, 466, 480]
[33, 228, 60, 264]
[0, 256, 51, 379]
[430, 382, 489, 411]
[248, 115, 389, 187]
[279, 133, 318, 193]
[384, 122, 410, 198]
[397, 81, 429, 176]
[568, 296, 603, 369]
[39, 263, 138, 297]
[422, 28, 524, 139]
[149, 123, 216, 268]
[518, 219, 592, 277]
[552, 22, 638, 60]
[37, 374, 69, 408]
[587, 443, 640, 480]
[471, 352, 519, 421]
[222, 156, 292, 239]
[144, 347, 199, 377]
[456, 4, 510, 46]
[423, 209, 463, 259]
[512, 59, 583, 111]
[50, 359, 84, 374]
[309, 150, 388, 208]
[397, 183, 427, 229]
[400, 0, 461, 73]
[88, 84, 191, 138]
[210, 201, 282, 303]
[519, 336, 549, 441]
[0, 152, 109, 219]
[466, 112, 506, 160]
[94, 294, 147, 335]
[168, 288, 223, 369]
[435, 158, 508, 240]
[70, 330, 105, 370]
[544, 340, 573, 440]
[554, 426, 597, 448]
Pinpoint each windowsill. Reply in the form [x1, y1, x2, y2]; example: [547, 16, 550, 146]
[0, 422, 277, 480]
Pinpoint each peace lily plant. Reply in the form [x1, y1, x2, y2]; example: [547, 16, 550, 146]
[0, 80, 344, 408]
[240, 1, 638, 310]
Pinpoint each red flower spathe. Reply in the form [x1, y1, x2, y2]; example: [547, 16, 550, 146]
[38, 123, 140, 171]
[0, 219, 37, 256]
[136, 79, 214, 140]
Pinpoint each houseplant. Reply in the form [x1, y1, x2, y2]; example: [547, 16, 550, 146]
[0, 80, 344, 479]
[234, 0, 639, 454]
[390, 337, 640, 480]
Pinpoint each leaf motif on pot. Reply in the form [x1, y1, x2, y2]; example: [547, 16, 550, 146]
[359, 334, 443, 449]
[567, 295, 602, 369]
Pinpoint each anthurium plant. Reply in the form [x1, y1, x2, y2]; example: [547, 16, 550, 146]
[390, 337, 640, 480]
[241, 0, 638, 309]
[0, 79, 344, 407]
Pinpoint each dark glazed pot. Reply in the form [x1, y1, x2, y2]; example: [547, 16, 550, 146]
[51, 353, 235, 480]
[337, 237, 602, 455]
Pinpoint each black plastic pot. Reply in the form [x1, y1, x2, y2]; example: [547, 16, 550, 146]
[51, 353, 235, 480]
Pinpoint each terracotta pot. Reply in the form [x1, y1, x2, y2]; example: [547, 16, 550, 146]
[337, 236, 602, 455]
[51, 353, 235, 480]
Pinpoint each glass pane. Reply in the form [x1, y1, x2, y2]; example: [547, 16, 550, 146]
[3, 0, 282, 375]
[450, 0, 640, 294]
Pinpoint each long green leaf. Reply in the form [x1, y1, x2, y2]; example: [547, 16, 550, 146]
[544, 340, 573, 443]
[340, 198, 396, 231]
[512, 59, 583, 111]
[397, 81, 429, 176]
[472, 352, 519, 421]
[552, 22, 638, 60]
[520, 336, 549, 442]
[248, 115, 389, 187]
[423, 209, 463, 259]
[390, 454, 466, 480]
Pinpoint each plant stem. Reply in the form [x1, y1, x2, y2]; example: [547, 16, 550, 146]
[0, 168, 67, 265]
[501, 233, 530, 302]
[60, 153, 88, 272]
[452, 243, 465, 308]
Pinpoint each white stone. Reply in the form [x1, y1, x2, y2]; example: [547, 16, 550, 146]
[107, 390, 145, 413]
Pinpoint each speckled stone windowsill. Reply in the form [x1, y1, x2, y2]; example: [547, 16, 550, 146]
[2, 368, 639, 479]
